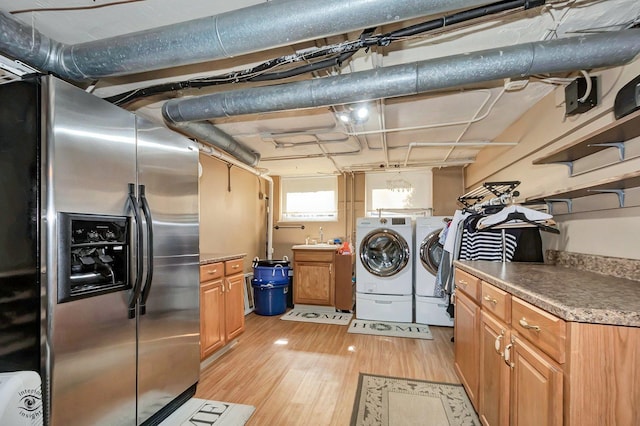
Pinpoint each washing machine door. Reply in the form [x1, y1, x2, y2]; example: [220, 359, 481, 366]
[419, 228, 444, 275]
[359, 229, 410, 277]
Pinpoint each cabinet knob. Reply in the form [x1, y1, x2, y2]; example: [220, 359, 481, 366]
[208, 269, 217, 274]
[457, 279, 467, 289]
[519, 317, 541, 332]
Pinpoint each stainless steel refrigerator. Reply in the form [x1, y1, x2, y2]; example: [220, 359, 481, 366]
[0, 76, 200, 425]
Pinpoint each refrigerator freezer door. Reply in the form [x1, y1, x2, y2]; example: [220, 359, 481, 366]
[135, 117, 200, 424]
[45, 77, 139, 425]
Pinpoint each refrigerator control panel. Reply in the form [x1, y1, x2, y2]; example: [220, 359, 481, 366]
[58, 213, 131, 303]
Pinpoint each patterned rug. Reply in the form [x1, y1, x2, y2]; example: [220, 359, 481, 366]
[348, 319, 433, 339]
[160, 398, 255, 425]
[280, 306, 353, 325]
[350, 374, 479, 426]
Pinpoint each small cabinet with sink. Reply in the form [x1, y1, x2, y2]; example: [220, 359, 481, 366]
[292, 246, 353, 309]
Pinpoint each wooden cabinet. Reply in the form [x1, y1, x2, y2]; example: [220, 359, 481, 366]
[200, 262, 224, 359]
[334, 254, 354, 311]
[293, 249, 333, 306]
[479, 311, 510, 426]
[453, 268, 481, 410]
[509, 334, 563, 426]
[478, 280, 563, 426]
[224, 271, 245, 341]
[456, 265, 640, 425]
[200, 277, 225, 358]
[199, 257, 245, 360]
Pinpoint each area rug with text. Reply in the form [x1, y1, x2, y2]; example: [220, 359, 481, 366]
[348, 319, 433, 339]
[350, 373, 479, 426]
[160, 398, 255, 426]
[280, 306, 353, 325]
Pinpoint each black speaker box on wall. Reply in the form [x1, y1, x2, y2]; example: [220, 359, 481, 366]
[565, 76, 598, 116]
[614, 75, 640, 119]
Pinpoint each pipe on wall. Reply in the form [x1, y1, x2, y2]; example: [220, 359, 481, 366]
[162, 29, 640, 123]
[0, 0, 498, 80]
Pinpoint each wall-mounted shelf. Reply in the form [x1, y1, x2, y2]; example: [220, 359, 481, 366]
[525, 170, 640, 213]
[532, 109, 640, 176]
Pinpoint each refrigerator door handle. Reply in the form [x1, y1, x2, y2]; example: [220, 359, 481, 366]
[139, 184, 154, 316]
[127, 183, 144, 319]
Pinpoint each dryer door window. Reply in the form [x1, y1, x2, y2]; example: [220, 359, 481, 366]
[419, 229, 444, 275]
[359, 229, 410, 277]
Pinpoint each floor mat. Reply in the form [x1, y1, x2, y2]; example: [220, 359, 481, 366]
[347, 319, 433, 339]
[159, 398, 255, 426]
[280, 306, 352, 325]
[351, 373, 479, 426]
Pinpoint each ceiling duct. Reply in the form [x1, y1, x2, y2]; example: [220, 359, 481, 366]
[0, 0, 498, 80]
[169, 121, 260, 167]
[162, 29, 640, 123]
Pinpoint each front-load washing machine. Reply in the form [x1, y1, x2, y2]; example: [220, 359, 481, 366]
[414, 216, 453, 326]
[355, 216, 413, 322]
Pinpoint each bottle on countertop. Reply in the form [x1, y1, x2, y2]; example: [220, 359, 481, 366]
[338, 241, 351, 255]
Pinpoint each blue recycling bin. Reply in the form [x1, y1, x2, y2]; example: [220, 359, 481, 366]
[251, 280, 289, 316]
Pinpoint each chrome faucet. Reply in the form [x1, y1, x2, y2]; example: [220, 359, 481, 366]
[319, 227, 323, 243]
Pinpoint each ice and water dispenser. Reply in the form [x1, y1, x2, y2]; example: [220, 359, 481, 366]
[58, 213, 131, 303]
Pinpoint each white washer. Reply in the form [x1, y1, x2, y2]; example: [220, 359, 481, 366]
[414, 216, 453, 326]
[355, 216, 413, 322]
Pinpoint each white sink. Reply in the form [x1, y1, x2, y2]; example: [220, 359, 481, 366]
[291, 243, 338, 250]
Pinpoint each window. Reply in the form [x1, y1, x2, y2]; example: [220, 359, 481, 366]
[365, 171, 432, 217]
[280, 176, 338, 221]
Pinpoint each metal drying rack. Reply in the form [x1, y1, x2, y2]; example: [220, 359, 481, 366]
[457, 181, 521, 209]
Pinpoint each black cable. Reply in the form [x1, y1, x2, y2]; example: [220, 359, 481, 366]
[106, 0, 544, 106]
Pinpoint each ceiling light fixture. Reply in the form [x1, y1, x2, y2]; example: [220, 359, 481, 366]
[336, 103, 370, 125]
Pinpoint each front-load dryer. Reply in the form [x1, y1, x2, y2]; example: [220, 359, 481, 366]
[355, 216, 413, 322]
[414, 216, 453, 326]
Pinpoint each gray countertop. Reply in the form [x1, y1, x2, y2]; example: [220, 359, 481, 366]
[454, 260, 640, 327]
[200, 253, 247, 265]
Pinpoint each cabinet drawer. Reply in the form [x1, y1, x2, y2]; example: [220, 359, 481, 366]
[294, 250, 335, 263]
[454, 269, 481, 303]
[512, 297, 566, 364]
[481, 281, 511, 324]
[200, 262, 223, 282]
[225, 258, 244, 275]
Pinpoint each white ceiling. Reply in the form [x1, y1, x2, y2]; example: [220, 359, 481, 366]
[1, 0, 639, 176]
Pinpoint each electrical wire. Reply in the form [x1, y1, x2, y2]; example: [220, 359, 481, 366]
[105, 0, 543, 106]
[10, 0, 147, 14]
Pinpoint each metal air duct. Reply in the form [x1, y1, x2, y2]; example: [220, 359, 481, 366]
[162, 29, 640, 123]
[169, 121, 260, 167]
[0, 0, 498, 80]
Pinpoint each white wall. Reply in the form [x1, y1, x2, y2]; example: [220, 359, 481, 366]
[465, 56, 640, 260]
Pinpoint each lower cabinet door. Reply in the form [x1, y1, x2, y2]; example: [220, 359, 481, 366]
[479, 311, 510, 426]
[454, 290, 480, 410]
[225, 273, 246, 341]
[510, 335, 563, 426]
[201, 279, 225, 359]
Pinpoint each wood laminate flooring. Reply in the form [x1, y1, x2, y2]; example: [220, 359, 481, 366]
[196, 312, 458, 425]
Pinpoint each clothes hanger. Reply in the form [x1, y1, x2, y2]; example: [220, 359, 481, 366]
[480, 211, 560, 234]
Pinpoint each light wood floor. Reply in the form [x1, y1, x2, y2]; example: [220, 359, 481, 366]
[195, 312, 459, 425]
